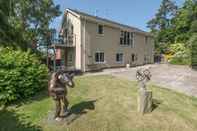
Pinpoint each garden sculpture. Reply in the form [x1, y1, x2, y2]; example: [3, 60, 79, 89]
[136, 67, 153, 114]
[48, 70, 75, 121]
[136, 68, 151, 91]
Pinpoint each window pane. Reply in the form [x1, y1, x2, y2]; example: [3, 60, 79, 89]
[98, 25, 103, 34]
[132, 54, 135, 62]
[100, 53, 104, 62]
[95, 53, 99, 62]
[120, 54, 123, 61]
[120, 31, 124, 45]
[124, 31, 127, 45]
[120, 38, 123, 45]
[145, 36, 148, 44]
[127, 32, 130, 45]
[116, 54, 119, 61]
[116, 53, 123, 62]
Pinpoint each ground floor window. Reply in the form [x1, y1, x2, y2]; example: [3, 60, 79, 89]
[116, 53, 123, 63]
[132, 54, 135, 62]
[95, 52, 104, 63]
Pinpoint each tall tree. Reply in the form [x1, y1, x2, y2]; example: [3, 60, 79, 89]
[147, 0, 178, 53]
[147, 0, 177, 31]
[0, 0, 61, 50]
[0, 0, 23, 47]
[172, 0, 197, 42]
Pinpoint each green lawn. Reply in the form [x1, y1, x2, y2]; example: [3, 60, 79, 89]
[1, 75, 197, 131]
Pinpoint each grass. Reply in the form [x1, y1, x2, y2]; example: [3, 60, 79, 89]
[1, 75, 197, 131]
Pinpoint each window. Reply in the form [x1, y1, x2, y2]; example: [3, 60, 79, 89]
[95, 52, 104, 63]
[68, 53, 73, 63]
[120, 31, 124, 45]
[71, 25, 74, 34]
[130, 33, 134, 48]
[116, 53, 123, 63]
[145, 36, 148, 44]
[98, 25, 104, 34]
[131, 54, 135, 62]
[124, 31, 127, 45]
[120, 31, 134, 47]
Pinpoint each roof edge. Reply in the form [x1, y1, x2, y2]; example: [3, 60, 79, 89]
[66, 8, 152, 37]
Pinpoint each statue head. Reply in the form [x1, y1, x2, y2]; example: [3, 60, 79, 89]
[55, 70, 75, 88]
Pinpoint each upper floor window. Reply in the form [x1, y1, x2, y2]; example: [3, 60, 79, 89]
[145, 36, 148, 44]
[120, 31, 134, 47]
[130, 33, 134, 48]
[71, 25, 74, 35]
[116, 53, 123, 63]
[98, 25, 104, 34]
[120, 31, 124, 45]
[95, 52, 104, 63]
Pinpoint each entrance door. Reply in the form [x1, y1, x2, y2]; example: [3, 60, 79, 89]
[130, 53, 137, 66]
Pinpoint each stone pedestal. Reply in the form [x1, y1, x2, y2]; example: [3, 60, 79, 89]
[137, 90, 153, 114]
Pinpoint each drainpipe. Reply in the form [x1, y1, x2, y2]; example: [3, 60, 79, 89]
[83, 17, 86, 72]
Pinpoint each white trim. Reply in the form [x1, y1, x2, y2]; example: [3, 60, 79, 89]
[132, 33, 135, 48]
[94, 51, 105, 64]
[66, 9, 81, 18]
[83, 18, 86, 72]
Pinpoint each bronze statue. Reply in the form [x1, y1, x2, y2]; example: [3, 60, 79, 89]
[48, 70, 75, 121]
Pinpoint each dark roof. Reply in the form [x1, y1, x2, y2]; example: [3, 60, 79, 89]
[67, 8, 151, 36]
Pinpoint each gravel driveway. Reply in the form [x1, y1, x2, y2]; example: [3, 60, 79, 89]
[85, 64, 197, 97]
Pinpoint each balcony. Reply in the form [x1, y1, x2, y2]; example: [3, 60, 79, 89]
[63, 34, 76, 47]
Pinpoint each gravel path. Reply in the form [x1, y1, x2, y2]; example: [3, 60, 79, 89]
[85, 64, 197, 97]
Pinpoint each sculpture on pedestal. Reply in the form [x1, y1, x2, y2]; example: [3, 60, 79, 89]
[136, 67, 152, 114]
[136, 68, 151, 90]
[48, 70, 75, 121]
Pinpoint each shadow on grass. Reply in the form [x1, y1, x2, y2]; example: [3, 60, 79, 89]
[65, 100, 96, 125]
[0, 109, 42, 131]
[152, 98, 162, 111]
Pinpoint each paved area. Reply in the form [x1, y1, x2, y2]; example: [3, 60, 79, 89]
[85, 64, 197, 97]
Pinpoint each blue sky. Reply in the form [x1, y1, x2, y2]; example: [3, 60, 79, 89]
[51, 0, 185, 32]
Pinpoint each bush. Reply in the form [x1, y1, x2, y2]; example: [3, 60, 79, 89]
[0, 48, 48, 105]
[168, 43, 191, 65]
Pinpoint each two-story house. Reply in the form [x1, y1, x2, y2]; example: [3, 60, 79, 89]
[53, 8, 154, 72]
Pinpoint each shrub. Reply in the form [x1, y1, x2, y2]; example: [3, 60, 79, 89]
[168, 43, 191, 65]
[0, 48, 48, 105]
[188, 33, 197, 68]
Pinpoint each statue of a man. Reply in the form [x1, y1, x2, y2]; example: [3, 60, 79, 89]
[48, 70, 75, 121]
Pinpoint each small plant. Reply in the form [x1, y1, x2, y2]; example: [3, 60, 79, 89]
[0, 47, 48, 105]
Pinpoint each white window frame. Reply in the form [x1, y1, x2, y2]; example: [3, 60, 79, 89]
[120, 31, 134, 47]
[95, 51, 105, 64]
[116, 53, 124, 63]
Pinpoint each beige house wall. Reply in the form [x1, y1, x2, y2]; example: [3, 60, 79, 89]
[65, 11, 154, 72]
[82, 20, 154, 71]
[65, 12, 82, 70]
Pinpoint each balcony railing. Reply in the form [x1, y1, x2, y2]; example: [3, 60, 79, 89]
[63, 34, 76, 47]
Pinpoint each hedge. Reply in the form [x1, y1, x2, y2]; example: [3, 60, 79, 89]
[0, 48, 48, 105]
